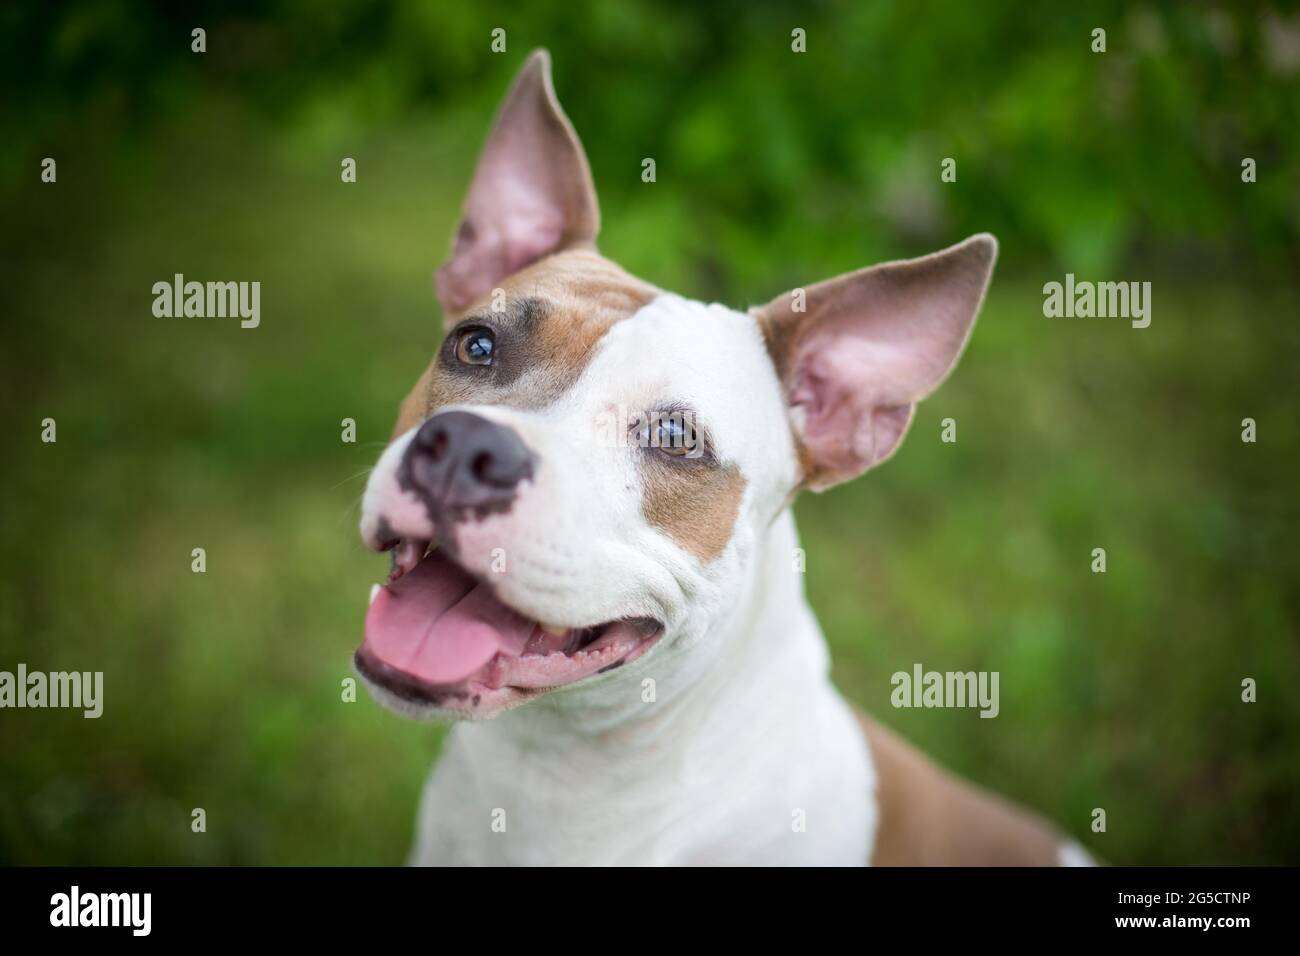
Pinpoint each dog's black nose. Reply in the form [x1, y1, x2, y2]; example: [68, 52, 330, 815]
[402, 410, 535, 513]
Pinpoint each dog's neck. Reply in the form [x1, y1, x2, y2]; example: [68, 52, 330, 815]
[426, 509, 873, 864]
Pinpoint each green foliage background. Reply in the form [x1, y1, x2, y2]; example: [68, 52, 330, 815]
[1, 1, 1297, 864]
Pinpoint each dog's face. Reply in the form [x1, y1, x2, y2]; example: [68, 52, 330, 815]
[355, 50, 996, 720]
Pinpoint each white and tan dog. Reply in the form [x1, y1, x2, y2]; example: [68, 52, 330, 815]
[356, 50, 1087, 866]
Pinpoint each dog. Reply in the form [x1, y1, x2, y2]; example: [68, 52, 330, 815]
[354, 49, 1090, 866]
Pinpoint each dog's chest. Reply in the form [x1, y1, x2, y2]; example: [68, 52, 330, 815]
[410, 683, 875, 866]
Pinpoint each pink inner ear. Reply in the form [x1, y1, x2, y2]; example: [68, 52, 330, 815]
[434, 51, 599, 316]
[436, 198, 566, 313]
[793, 340, 917, 479]
[772, 233, 998, 488]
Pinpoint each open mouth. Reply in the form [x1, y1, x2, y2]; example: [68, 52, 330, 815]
[355, 541, 662, 712]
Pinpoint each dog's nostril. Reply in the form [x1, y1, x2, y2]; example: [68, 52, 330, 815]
[470, 452, 495, 483]
[429, 430, 449, 461]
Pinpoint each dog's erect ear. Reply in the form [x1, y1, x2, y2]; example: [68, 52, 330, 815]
[435, 49, 600, 317]
[754, 234, 997, 491]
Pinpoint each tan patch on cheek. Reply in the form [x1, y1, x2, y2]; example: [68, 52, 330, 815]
[642, 462, 747, 562]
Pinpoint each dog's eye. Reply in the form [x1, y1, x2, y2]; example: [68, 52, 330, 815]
[641, 411, 700, 458]
[455, 328, 495, 366]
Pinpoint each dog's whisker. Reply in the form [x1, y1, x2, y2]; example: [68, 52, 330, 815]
[330, 468, 373, 491]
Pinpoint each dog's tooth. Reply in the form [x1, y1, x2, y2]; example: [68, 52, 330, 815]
[369, 583, 381, 605]
[389, 538, 424, 578]
[540, 622, 568, 636]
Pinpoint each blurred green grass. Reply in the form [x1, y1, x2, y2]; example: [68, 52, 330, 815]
[1, 91, 1298, 866]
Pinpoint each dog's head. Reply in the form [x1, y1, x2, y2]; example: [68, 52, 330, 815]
[355, 50, 996, 720]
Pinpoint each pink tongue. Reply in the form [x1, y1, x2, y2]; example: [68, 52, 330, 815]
[362, 552, 536, 685]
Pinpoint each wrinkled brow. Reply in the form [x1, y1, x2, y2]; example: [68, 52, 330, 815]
[455, 295, 548, 334]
